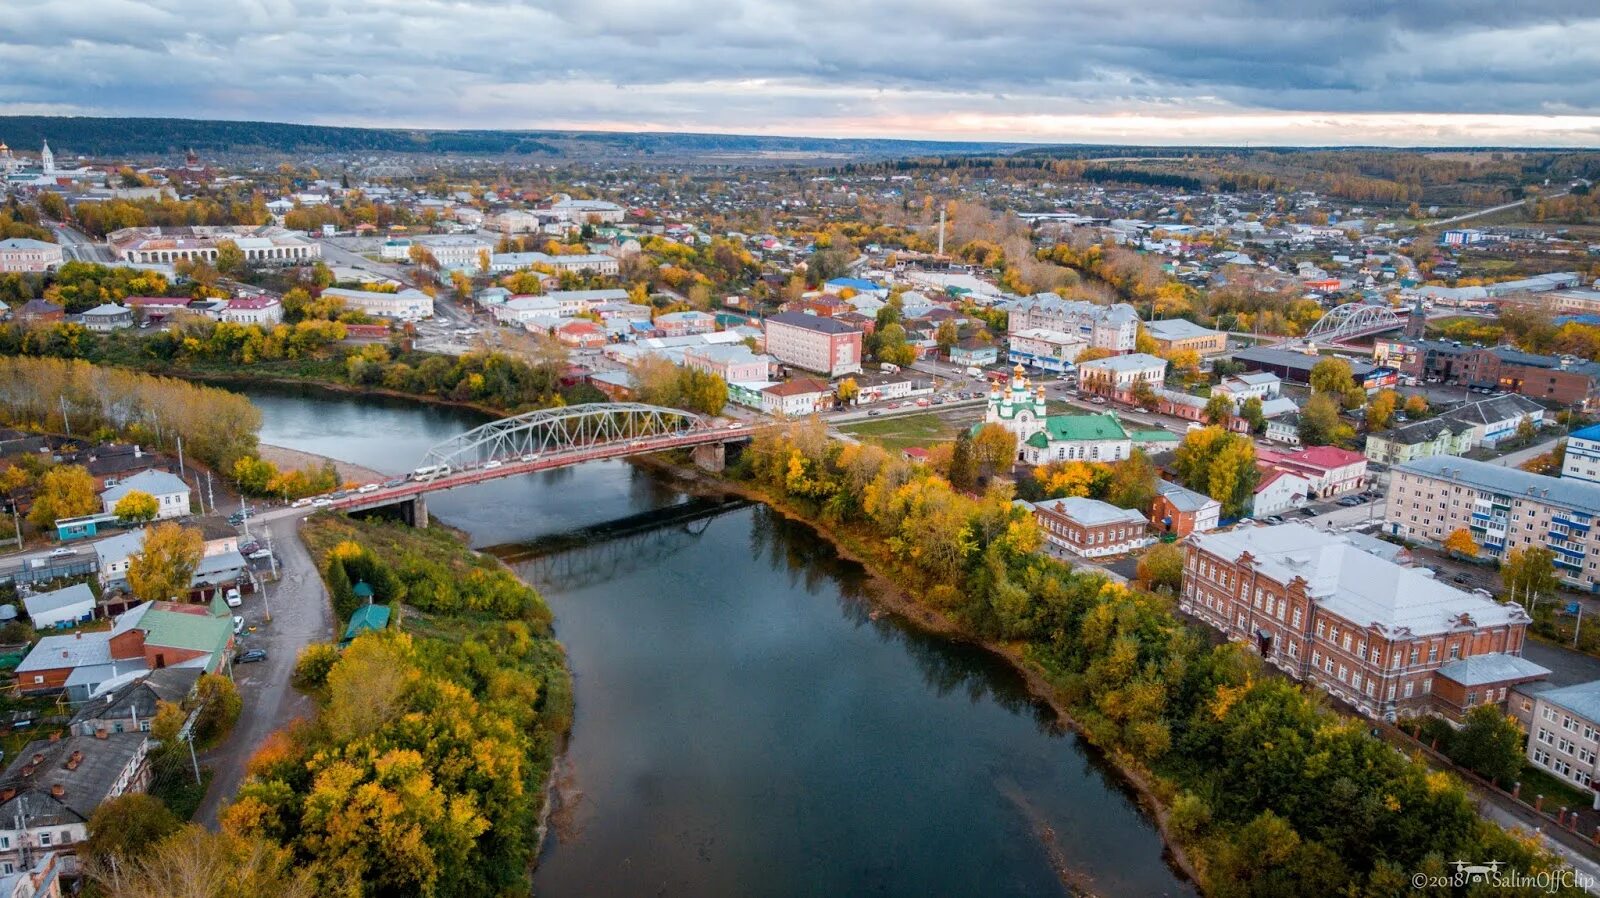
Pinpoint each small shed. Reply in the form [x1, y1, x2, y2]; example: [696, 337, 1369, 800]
[340, 604, 391, 648]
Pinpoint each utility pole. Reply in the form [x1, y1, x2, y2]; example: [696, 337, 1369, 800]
[58, 395, 70, 437]
[1576, 604, 1584, 649]
[204, 470, 215, 515]
[937, 206, 946, 257]
[176, 436, 186, 478]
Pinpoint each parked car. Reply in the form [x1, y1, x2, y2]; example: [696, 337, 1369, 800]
[1298, 507, 1318, 516]
[1265, 515, 1286, 524]
[235, 649, 268, 664]
[232, 615, 245, 634]
[239, 541, 261, 556]
[1452, 574, 1470, 584]
[867, 410, 882, 417]
[1091, 397, 1108, 405]
[227, 513, 245, 526]
[47, 547, 75, 558]
[224, 588, 242, 608]
[248, 549, 272, 561]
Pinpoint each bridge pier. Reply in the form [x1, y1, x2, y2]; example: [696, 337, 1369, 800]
[404, 495, 429, 529]
[692, 442, 726, 473]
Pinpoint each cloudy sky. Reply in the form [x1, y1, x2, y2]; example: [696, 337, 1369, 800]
[4, 0, 1600, 145]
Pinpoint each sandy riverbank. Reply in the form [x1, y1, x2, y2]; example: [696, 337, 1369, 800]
[257, 444, 388, 486]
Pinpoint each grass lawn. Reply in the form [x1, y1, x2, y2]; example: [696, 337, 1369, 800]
[1518, 763, 1592, 812]
[840, 413, 960, 451]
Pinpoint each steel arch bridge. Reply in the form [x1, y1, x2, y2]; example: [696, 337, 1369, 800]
[1302, 303, 1405, 343]
[420, 402, 709, 470]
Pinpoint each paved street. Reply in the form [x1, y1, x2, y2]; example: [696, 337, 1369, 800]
[195, 510, 330, 827]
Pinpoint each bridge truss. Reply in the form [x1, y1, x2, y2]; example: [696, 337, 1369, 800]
[420, 403, 708, 470]
[1302, 303, 1405, 343]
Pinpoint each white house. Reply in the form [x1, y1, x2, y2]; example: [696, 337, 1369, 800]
[1214, 372, 1282, 403]
[0, 238, 63, 273]
[100, 470, 190, 521]
[218, 296, 283, 326]
[22, 583, 96, 628]
[1253, 468, 1312, 516]
[761, 378, 833, 417]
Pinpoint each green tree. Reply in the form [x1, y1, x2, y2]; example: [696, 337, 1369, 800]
[85, 826, 316, 898]
[1240, 396, 1266, 433]
[970, 423, 1017, 478]
[1298, 393, 1355, 447]
[948, 430, 978, 491]
[1310, 357, 1364, 409]
[1203, 393, 1235, 427]
[214, 239, 246, 275]
[113, 490, 159, 522]
[1450, 705, 1525, 786]
[1105, 450, 1157, 512]
[1173, 427, 1259, 517]
[126, 521, 203, 602]
[1516, 415, 1538, 443]
[1503, 546, 1558, 601]
[875, 322, 916, 367]
[193, 672, 242, 747]
[1403, 394, 1430, 419]
[84, 793, 181, 869]
[1365, 389, 1398, 431]
[1137, 542, 1185, 592]
[836, 378, 859, 405]
[27, 464, 98, 528]
[935, 319, 959, 353]
[1130, 379, 1159, 411]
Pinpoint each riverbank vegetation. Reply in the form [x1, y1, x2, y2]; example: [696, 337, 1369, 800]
[0, 314, 603, 417]
[736, 420, 1577, 895]
[196, 514, 573, 897]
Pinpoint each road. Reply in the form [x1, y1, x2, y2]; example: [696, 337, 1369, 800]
[48, 222, 111, 263]
[1430, 192, 1568, 228]
[195, 510, 331, 827]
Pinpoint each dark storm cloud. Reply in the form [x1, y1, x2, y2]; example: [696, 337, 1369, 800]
[2, 0, 1599, 141]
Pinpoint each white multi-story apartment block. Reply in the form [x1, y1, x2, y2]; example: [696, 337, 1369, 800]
[549, 198, 625, 224]
[1387, 456, 1600, 591]
[1563, 423, 1600, 486]
[1522, 681, 1600, 794]
[1003, 295, 1139, 353]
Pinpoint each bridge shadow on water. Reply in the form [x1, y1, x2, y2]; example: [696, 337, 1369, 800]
[489, 494, 1064, 738]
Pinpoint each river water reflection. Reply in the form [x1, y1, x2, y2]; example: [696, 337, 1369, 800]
[245, 384, 1194, 897]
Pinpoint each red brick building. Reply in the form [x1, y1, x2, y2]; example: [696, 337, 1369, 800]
[1025, 497, 1151, 558]
[1181, 523, 1541, 720]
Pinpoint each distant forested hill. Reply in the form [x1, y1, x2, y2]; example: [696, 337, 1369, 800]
[0, 116, 1023, 160]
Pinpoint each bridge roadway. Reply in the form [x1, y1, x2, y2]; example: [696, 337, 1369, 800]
[327, 423, 752, 514]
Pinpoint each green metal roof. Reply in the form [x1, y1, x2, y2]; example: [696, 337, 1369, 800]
[342, 604, 391, 643]
[1130, 429, 1179, 443]
[1040, 413, 1129, 443]
[141, 608, 232, 656]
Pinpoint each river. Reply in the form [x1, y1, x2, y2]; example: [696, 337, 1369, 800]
[245, 383, 1196, 898]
